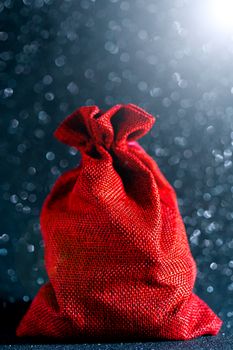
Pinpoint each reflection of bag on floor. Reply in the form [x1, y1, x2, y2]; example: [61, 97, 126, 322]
[16, 104, 222, 341]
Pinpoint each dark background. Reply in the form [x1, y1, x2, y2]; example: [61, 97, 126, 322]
[0, 0, 233, 337]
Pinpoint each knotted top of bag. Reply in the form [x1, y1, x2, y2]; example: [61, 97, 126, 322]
[54, 104, 155, 154]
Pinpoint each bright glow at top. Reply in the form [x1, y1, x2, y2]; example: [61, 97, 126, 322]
[209, 0, 233, 33]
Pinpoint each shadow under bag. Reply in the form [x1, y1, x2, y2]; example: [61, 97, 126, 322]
[16, 103, 222, 341]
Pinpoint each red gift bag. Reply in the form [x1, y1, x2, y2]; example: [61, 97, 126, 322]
[16, 104, 222, 341]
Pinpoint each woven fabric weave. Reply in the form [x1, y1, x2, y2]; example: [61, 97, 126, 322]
[16, 104, 222, 341]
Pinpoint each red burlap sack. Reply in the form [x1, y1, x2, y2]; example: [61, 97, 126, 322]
[16, 104, 222, 341]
